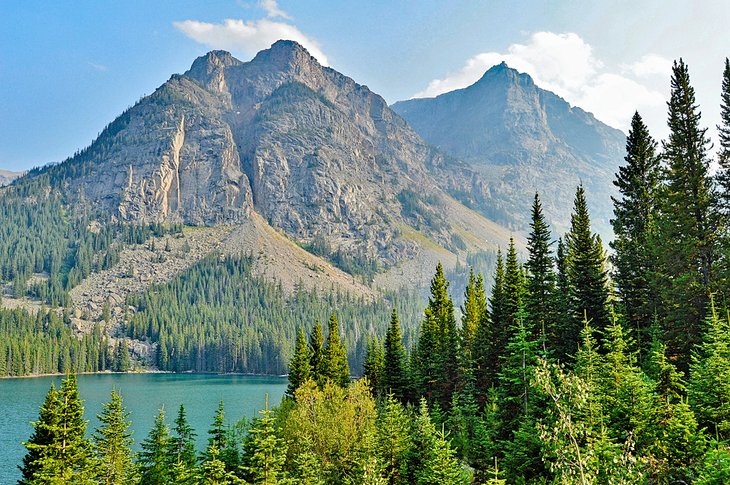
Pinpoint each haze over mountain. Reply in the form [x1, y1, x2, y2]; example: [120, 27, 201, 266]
[392, 62, 626, 236]
[0, 169, 24, 186]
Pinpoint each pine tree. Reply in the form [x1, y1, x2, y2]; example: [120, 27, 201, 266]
[241, 395, 287, 484]
[611, 112, 661, 354]
[375, 394, 411, 484]
[322, 313, 350, 387]
[413, 263, 460, 410]
[562, 185, 610, 356]
[525, 193, 556, 350]
[139, 406, 172, 485]
[287, 328, 312, 398]
[716, 58, 730, 213]
[363, 335, 385, 395]
[93, 389, 138, 484]
[19, 383, 61, 484]
[170, 404, 197, 474]
[382, 308, 409, 403]
[460, 270, 486, 365]
[309, 321, 324, 385]
[688, 300, 730, 439]
[503, 238, 523, 331]
[655, 58, 716, 370]
[475, 251, 506, 392]
[22, 374, 96, 483]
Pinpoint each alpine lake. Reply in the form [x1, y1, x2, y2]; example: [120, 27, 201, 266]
[0, 373, 287, 484]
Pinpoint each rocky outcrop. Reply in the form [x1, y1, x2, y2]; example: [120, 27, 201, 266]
[0, 169, 24, 187]
[392, 62, 626, 236]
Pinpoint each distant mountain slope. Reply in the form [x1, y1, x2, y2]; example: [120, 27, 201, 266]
[392, 62, 626, 236]
[0, 169, 24, 186]
[18, 41, 512, 290]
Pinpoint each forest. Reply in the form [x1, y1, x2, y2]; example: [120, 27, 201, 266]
[15, 57, 730, 483]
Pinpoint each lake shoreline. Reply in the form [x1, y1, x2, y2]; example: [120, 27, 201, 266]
[0, 370, 288, 380]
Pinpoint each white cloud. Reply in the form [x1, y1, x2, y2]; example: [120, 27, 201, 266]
[174, 17, 328, 66]
[260, 0, 291, 20]
[623, 54, 673, 79]
[414, 32, 668, 133]
[87, 61, 108, 72]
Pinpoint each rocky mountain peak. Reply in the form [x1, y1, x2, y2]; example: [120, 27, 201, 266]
[186, 50, 242, 93]
[249, 39, 320, 72]
[474, 61, 534, 89]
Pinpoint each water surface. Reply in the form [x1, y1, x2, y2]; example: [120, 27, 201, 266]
[0, 373, 287, 484]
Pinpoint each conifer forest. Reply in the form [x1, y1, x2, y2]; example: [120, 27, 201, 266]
[14, 58, 730, 484]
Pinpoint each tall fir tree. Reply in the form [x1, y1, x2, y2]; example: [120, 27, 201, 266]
[716, 58, 730, 214]
[287, 328, 312, 398]
[413, 263, 460, 410]
[363, 335, 385, 395]
[309, 321, 324, 385]
[611, 111, 661, 354]
[460, 269, 486, 365]
[139, 406, 172, 485]
[19, 383, 61, 484]
[503, 238, 523, 331]
[525, 193, 556, 351]
[382, 307, 410, 403]
[562, 185, 610, 358]
[170, 404, 197, 475]
[655, 59, 716, 370]
[241, 396, 287, 484]
[475, 250, 506, 392]
[375, 394, 412, 484]
[321, 313, 350, 387]
[93, 389, 138, 485]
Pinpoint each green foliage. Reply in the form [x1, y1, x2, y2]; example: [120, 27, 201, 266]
[321, 313, 351, 387]
[287, 328, 312, 398]
[382, 308, 410, 403]
[240, 396, 287, 484]
[138, 406, 172, 485]
[93, 389, 138, 485]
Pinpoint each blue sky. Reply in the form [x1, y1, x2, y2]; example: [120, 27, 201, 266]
[2, 1, 729, 171]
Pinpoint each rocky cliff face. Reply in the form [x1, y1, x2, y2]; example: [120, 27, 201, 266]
[42, 41, 508, 269]
[392, 63, 626, 236]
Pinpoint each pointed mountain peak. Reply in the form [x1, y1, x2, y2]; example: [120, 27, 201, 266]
[185, 50, 243, 90]
[476, 61, 531, 84]
[250, 39, 321, 71]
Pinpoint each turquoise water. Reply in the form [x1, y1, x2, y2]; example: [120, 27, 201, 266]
[0, 373, 287, 484]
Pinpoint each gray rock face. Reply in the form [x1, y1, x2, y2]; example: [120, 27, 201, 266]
[53, 40, 472, 266]
[0, 169, 24, 187]
[392, 62, 626, 236]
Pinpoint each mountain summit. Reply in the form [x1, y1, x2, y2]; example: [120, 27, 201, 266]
[32, 40, 510, 285]
[392, 63, 625, 235]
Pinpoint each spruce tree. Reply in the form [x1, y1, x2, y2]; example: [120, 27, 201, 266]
[716, 58, 730, 213]
[241, 396, 287, 484]
[363, 335, 384, 395]
[503, 238, 523, 331]
[525, 193, 556, 350]
[93, 389, 138, 484]
[413, 263, 460, 410]
[287, 328, 312, 398]
[475, 250, 506, 391]
[322, 313, 350, 387]
[382, 307, 409, 403]
[655, 58, 716, 370]
[309, 321, 324, 385]
[139, 406, 172, 485]
[171, 404, 197, 474]
[375, 394, 412, 484]
[19, 383, 61, 484]
[563, 185, 610, 356]
[611, 111, 661, 354]
[460, 270, 486, 364]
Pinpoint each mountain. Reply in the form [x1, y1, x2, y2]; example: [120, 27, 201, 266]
[23, 40, 512, 291]
[392, 62, 626, 236]
[0, 169, 24, 186]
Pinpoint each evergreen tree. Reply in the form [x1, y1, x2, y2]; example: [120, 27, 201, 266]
[19, 383, 61, 484]
[363, 336, 385, 395]
[322, 313, 350, 387]
[611, 112, 661, 353]
[382, 308, 409, 403]
[413, 263, 460, 410]
[503, 238, 523, 331]
[287, 328, 312, 398]
[375, 394, 411, 484]
[716, 58, 730, 214]
[93, 389, 138, 484]
[309, 321, 325, 385]
[562, 185, 610, 357]
[241, 396, 287, 484]
[460, 270, 486, 364]
[655, 58, 716, 370]
[171, 404, 197, 474]
[139, 406, 172, 485]
[688, 300, 730, 439]
[204, 400, 240, 472]
[475, 251, 506, 392]
[525, 193, 556, 351]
